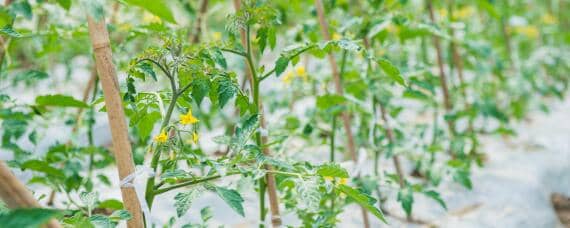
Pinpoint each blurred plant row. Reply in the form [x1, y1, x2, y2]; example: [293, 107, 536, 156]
[0, 0, 568, 227]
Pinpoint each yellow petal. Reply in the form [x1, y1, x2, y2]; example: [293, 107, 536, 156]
[332, 33, 342, 41]
[192, 132, 199, 144]
[154, 131, 168, 143]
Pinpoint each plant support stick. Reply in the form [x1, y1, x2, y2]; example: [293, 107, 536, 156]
[0, 161, 61, 228]
[86, 16, 144, 228]
[314, 0, 370, 227]
[427, 0, 455, 135]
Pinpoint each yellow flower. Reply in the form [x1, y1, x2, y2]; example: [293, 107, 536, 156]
[295, 66, 306, 77]
[192, 132, 199, 144]
[212, 32, 222, 41]
[154, 131, 168, 143]
[438, 8, 447, 18]
[282, 70, 294, 84]
[338, 178, 348, 185]
[453, 6, 475, 20]
[324, 176, 334, 181]
[143, 13, 161, 24]
[332, 33, 342, 41]
[180, 110, 199, 125]
[118, 23, 133, 32]
[515, 25, 539, 39]
[542, 14, 557, 25]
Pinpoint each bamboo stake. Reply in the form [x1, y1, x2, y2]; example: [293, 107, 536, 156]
[232, 1, 282, 227]
[86, 16, 144, 228]
[191, 0, 209, 43]
[0, 161, 61, 228]
[426, 0, 455, 135]
[314, 0, 370, 227]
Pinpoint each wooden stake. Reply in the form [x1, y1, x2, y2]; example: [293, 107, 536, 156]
[233, 1, 282, 226]
[86, 16, 144, 228]
[0, 161, 61, 228]
[314, 0, 370, 227]
[191, 0, 209, 43]
[426, 0, 455, 135]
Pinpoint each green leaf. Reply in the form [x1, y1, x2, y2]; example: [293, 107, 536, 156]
[317, 163, 349, 178]
[423, 190, 447, 210]
[0, 26, 22, 38]
[274, 57, 289, 77]
[109, 210, 132, 222]
[316, 94, 346, 110]
[10, 1, 32, 20]
[56, 0, 72, 10]
[403, 89, 431, 102]
[137, 111, 160, 140]
[0, 208, 60, 227]
[191, 76, 210, 106]
[89, 214, 112, 228]
[21, 160, 65, 178]
[214, 186, 245, 217]
[97, 199, 124, 210]
[36, 94, 88, 108]
[337, 184, 387, 223]
[397, 188, 414, 217]
[174, 189, 202, 217]
[200, 207, 213, 223]
[137, 62, 157, 81]
[211, 48, 227, 69]
[123, 0, 176, 24]
[0, 9, 12, 28]
[216, 76, 237, 109]
[231, 114, 259, 153]
[377, 59, 406, 86]
[257, 27, 268, 53]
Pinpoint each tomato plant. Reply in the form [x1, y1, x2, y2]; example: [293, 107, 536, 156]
[0, 0, 568, 227]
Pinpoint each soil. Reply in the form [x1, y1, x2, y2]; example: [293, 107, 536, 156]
[552, 193, 570, 227]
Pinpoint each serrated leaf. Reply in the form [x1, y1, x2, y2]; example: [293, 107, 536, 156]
[0, 27, 22, 38]
[123, 0, 176, 23]
[274, 57, 289, 77]
[217, 76, 237, 109]
[337, 184, 387, 223]
[89, 214, 112, 228]
[214, 186, 245, 216]
[36, 94, 89, 108]
[231, 114, 259, 153]
[317, 163, 349, 178]
[191, 76, 210, 106]
[377, 59, 406, 86]
[174, 189, 202, 217]
[109, 210, 132, 221]
[211, 48, 227, 69]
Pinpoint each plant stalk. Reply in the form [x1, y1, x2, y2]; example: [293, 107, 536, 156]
[314, 0, 370, 227]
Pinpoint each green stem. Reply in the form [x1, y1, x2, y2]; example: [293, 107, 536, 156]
[86, 78, 99, 180]
[154, 171, 241, 195]
[145, 63, 179, 208]
[330, 116, 336, 162]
